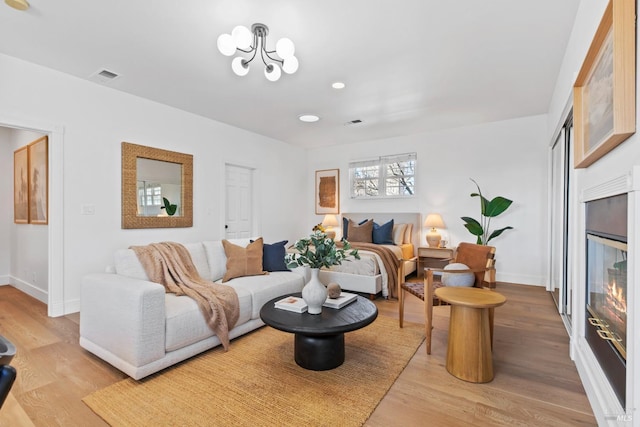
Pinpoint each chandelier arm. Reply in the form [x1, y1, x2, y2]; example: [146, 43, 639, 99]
[262, 49, 284, 65]
[243, 33, 260, 66]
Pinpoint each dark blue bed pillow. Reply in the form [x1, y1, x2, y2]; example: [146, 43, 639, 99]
[372, 219, 394, 245]
[251, 240, 289, 272]
[342, 218, 368, 240]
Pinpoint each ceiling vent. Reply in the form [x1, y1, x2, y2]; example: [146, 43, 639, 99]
[89, 68, 121, 84]
[344, 119, 363, 126]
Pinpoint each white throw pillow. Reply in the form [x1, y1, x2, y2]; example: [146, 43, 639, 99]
[441, 263, 475, 287]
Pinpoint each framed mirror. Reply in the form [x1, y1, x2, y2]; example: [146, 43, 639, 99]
[122, 142, 193, 229]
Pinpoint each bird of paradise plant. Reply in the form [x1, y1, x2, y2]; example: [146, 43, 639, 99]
[461, 179, 513, 245]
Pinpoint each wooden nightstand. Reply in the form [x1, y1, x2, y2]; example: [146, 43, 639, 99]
[417, 246, 456, 278]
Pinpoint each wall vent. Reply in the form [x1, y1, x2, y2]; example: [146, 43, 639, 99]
[89, 68, 121, 84]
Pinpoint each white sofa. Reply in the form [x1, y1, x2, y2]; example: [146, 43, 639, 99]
[80, 239, 306, 380]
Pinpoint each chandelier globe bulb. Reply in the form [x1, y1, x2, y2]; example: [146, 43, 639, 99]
[217, 33, 236, 56]
[232, 25, 252, 50]
[264, 63, 281, 82]
[275, 38, 295, 59]
[231, 57, 250, 76]
[282, 56, 299, 74]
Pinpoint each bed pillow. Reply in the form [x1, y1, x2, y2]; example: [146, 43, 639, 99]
[404, 223, 414, 244]
[372, 219, 394, 245]
[393, 223, 408, 245]
[347, 219, 373, 243]
[342, 217, 368, 240]
[262, 240, 289, 272]
[221, 238, 267, 282]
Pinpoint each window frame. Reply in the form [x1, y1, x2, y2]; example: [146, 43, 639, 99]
[349, 153, 416, 199]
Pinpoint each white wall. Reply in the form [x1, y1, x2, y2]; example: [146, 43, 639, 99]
[546, 0, 639, 423]
[0, 53, 308, 314]
[5, 128, 49, 302]
[0, 127, 11, 284]
[307, 114, 549, 286]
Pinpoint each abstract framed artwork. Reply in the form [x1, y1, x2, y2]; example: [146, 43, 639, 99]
[28, 136, 48, 224]
[573, 0, 635, 168]
[315, 169, 340, 215]
[13, 146, 28, 224]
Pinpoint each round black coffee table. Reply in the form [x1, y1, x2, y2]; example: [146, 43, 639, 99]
[260, 293, 378, 371]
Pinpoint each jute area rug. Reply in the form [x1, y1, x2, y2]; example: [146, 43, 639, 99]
[83, 316, 424, 427]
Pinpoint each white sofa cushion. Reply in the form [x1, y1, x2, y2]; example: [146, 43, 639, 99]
[114, 242, 210, 281]
[218, 271, 305, 320]
[164, 285, 252, 352]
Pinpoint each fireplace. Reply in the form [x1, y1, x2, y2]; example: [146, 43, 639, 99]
[585, 194, 627, 408]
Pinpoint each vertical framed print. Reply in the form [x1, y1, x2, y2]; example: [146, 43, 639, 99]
[13, 146, 28, 224]
[573, 0, 635, 168]
[28, 136, 48, 224]
[315, 169, 340, 214]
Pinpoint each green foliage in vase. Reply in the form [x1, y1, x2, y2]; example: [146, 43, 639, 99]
[461, 178, 513, 245]
[161, 197, 178, 216]
[285, 231, 360, 269]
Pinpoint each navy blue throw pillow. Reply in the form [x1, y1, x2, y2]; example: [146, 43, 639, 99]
[262, 240, 289, 272]
[342, 218, 368, 240]
[373, 219, 394, 245]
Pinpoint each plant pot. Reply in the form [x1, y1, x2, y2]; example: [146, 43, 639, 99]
[302, 268, 327, 315]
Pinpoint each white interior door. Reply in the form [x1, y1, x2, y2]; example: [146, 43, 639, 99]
[225, 164, 253, 239]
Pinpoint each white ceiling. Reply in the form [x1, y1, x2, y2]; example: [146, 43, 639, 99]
[0, 0, 581, 148]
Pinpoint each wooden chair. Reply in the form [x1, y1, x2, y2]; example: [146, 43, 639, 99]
[398, 242, 496, 354]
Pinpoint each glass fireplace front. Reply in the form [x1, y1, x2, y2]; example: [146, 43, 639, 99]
[586, 234, 627, 360]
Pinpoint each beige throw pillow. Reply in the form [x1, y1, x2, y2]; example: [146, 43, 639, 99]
[347, 219, 373, 243]
[221, 238, 266, 282]
[393, 223, 408, 245]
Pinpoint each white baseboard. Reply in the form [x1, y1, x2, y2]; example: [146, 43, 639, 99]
[9, 276, 48, 304]
[496, 272, 545, 286]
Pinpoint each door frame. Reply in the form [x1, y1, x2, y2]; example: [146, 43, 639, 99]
[0, 115, 65, 317]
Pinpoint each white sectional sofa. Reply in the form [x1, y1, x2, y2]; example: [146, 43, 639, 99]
[80, 239, 306, 380]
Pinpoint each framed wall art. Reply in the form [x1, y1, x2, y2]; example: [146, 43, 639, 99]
[28, 136, 48, 224]
[315, 169, 340, 214]
[13, 146, 28, 224]
[573, 0, 635, 168]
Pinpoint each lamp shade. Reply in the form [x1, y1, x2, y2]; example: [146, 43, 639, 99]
[322, 214, 339, 227]
[424, 214, 445, 229]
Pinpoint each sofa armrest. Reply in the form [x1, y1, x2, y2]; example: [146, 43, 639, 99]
[80, 273, 166, 367]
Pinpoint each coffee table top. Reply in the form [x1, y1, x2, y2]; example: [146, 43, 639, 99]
[260, 293, 378, 336]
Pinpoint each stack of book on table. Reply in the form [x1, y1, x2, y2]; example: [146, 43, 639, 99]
[274, 296, 308, 313]
[323, 292, 357, 309]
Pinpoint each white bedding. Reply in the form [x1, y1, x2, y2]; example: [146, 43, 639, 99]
[326, 245, 402, 297]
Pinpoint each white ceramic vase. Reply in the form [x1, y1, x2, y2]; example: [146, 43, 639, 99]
[302, 268, 327, 315]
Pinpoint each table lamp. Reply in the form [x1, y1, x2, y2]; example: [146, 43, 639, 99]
[322, 214, 339, 240]
[424, 213, 445, 247]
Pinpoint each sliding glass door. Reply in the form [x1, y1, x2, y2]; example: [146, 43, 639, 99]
[549, 114, 573, 324]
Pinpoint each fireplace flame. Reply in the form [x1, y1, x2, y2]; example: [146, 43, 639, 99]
[608, 281, 627, 315]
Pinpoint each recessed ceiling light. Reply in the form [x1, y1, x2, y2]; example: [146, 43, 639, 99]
[332, 82, 345, 89]
[299, 114, 320, 123]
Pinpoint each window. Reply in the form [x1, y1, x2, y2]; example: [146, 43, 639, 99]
[349, 153, 416, 198]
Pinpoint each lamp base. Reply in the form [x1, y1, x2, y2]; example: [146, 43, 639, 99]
[426, 230, 441, 248]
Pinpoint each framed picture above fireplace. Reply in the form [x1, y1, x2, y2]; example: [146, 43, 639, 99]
[573, 0, 635, 169]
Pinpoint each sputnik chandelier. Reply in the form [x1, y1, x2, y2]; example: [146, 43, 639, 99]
[217, 23, 298, 82]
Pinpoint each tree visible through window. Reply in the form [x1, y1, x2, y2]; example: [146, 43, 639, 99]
[349, 153, 416, 198]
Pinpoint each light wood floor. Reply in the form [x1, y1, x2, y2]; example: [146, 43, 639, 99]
[0, 281, 595, 426]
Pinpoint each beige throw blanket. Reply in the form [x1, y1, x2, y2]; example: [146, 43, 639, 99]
[338, 242, 402, 299]
[131, 242, 240, 351]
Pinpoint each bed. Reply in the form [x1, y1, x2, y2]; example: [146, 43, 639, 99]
[318, 213, 420, 299]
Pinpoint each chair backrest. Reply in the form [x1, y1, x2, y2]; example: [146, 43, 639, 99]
[454, 243, 496, 288]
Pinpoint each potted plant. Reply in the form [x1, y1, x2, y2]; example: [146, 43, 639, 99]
[461, 179, 513, 245]
[285, 231, 360, 314]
